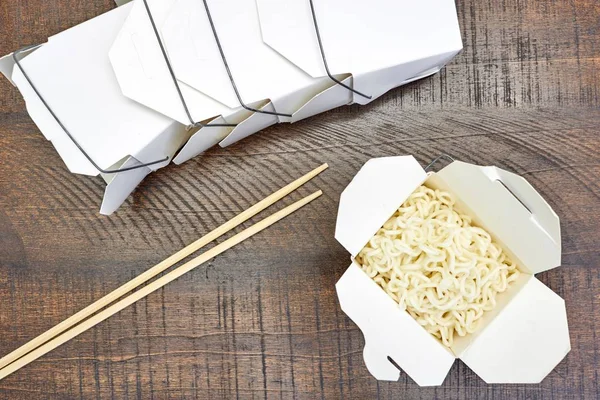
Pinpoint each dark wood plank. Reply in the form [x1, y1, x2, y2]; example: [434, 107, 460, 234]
[0, 0, 599, 399]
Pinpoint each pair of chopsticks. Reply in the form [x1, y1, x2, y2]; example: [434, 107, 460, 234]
[0, 163, 328, 380]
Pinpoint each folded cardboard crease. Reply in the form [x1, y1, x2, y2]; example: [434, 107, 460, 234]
[334, 156, 570, 386]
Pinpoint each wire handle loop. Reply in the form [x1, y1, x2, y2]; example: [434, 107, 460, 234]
[308, 0, 372, 100]
[424, 154, 455, 172]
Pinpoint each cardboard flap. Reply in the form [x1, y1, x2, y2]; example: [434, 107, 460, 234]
[288, 75, 352, 123]
[161, 0, 343, 116]
[433, 162, 561, 274]
[337, 263, 455, 386]
[461, 277, 570, 383]
[335, 156, 427, 257]
[487, 166, 561, 254]
[218, 102, 278, 148]
[109, 0, 234, 125]
[101, 157, 151, 215]
[0, 54, 17, 85]
[9, 3, 182, 176]
[173, 116, 232, 165]
[256, 0, 462, 104]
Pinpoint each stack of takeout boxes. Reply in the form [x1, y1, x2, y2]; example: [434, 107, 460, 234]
[335, 156, 570, 385]
[0, 0, 462, 214]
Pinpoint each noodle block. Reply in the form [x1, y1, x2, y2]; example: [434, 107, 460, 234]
[356, 184, 520, 348]
[334, 156, 570, 386]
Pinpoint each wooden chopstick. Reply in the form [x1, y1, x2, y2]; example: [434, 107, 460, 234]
[0, 190, 323, 380]
[0, 163, 328, 372]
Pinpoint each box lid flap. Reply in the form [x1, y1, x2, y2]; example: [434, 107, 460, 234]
[435, 161, 561, 274]
[335, 156, 426, 257]
[100, 157, 151, 215]
[460, 277, 570, 383]
[337, 262, 455, 386]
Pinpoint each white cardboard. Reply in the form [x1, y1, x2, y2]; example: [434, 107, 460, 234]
[335, 156, 570, 385]
[101, 157, 151, 215]
[110, 0, 350, 129]
[433, 161, 561, 274]
[256, 0, 463, 104]
[335, 156, 427, 257]
[337, 261, 455, 386]
[160, 0, 349, 118]
[0, 46, 40, 86]
[172, 116, 232, 165]
[460, 276, 570, 384]
[9, 2, 186, 176]
[0, 2, 192, 214]
[218, 101, 278, 148]
[287, 75, 352, 123]
[109, 0, 234, 125]
[172, 99, 280, 163]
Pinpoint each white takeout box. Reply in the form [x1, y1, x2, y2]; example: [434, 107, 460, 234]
[334, 156, 570, 386]
[0, 1, 189, 215]
[256, 0, 463, 105]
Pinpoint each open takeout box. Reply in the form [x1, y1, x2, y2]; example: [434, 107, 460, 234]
[334, 156, 570, 386]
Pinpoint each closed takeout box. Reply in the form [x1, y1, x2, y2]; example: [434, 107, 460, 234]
[334, 156, 570, 386]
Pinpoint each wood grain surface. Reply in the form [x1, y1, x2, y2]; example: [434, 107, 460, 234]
[0, 0, 599, 399]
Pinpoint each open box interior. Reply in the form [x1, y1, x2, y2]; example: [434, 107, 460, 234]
[422, 169, 531, 356]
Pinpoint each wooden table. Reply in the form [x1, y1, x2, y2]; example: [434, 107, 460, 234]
[0, 0, 598, 399]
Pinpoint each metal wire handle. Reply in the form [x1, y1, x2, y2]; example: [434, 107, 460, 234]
[142, 0, 237, 128]
[12, 45, 169, 174]
[201, 0, 292, 118]
[308, 0, 372, 100]
[424, 154, 455, 172]
[423, 154, 532, 214]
